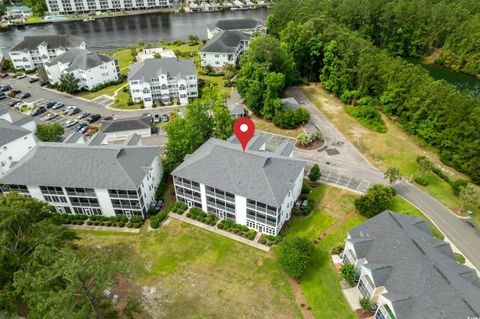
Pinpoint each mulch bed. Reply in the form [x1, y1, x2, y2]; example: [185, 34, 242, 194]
[356, 309, 375, 319]
[295, 138, 325, 150]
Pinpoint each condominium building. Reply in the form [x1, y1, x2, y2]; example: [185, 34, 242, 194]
[0, 142, 162, 218]
[200, 30, 250, 71]
[171, 137, 305, 235]
[343, 211, 480, 319]
[207, 18, 266, 39]
[128, 58, 198, 107]
[44, 48, 121, 91]
[0, 112, 37, 177]
[9, 35, 86, 71]
[46, 0, 170, 15]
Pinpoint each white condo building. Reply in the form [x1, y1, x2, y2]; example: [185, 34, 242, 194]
[46, 0, 170, 14]
[44, 48, 121, 91]
[9, 35, 86, 71]
[0, 110, 37, 177]
[171, 137, 304, 235]
[128, 58, 198, 108]
[207, 18, 266, 39]
[200, 30, 250, 71]
[0, 142, 162, 218]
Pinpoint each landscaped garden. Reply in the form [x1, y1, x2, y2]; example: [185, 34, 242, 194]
[55, 213, 144, 228]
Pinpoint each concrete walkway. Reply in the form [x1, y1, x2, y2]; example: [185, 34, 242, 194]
[169, 213, 270, 252]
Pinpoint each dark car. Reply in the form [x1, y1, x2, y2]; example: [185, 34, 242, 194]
[78, 125, 90, 134]
[0, 85, 11, 92]
[39, 82, 48, 87]
[86, 114, 101, 123]
[77, 112, 90, 119]
[154, 200, 164, 211]
[20, 92, 31, 99]
[29, 77, 39, 83]
[31, 106, 47, 116]
[11, 89, 21, 95]
[162, 114, 170, 122]
[65, 107, 80, 116]
[151, 126, 158, 135]
[44, 102, 56, 109]
[74, 123, 88, 132]
[0, 93, 6, 100]
[9, 100, 19, 107]
[0, 73, 8, 78]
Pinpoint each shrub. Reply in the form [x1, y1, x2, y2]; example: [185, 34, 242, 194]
[331, 244, 344, 255]
[133, 222, 141, 228]
[127, 222, 133, 228]
[359, 297, 371, 311]
[117, 221, 125, 227]
[273, 108, 310, 129]
[241, 225, 249, 232]
[105, 221, 112, 227]
[248, 233, 256, 240]
[217, 223, 225, 230]
[302, 202, 314, 216]
[87, 220, 93, 225]
[99, 222, 105, 226]
[414, 176, 429, 186]
[174, 202, 188, 211]
[130, 216, 143, 223]
[93, 221, 100, 226]
[150, 216, 160, 229]
[451, 179, 469, 196]
[278, 236, 315, 278]
[344, 97, 387, 133]
[454, 252, 466, 264]
[309, 164, 321, 182]
[301, 184, 311, 195]
[354, 184, 394, 218]
[155, 174, 167, 200]
[340, 263, 356, 287]
[432, 167, 451, 183]
[259, 237, 267, 244]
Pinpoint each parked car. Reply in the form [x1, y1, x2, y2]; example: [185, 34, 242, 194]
[44, 102, 56, 109]
[63, 106, 76, 114]
[154, 114, 161, 123]
[9, 100, 19, 107]
[40, 82, 48, 87]
[84, 127, 99, 136]
[20, 92, 31, 99]
[103, 116, 113, 121]
[64, 120, 77, 127]
[0, 73, 8, 78]
[0, 85, 11, 92]
[17, 74, 26, 79]
[300, 200, 308, 210]
[77, 112, 90, 119]
[10, 89, 21, 95]
[64, 106, 80, 116]
[86, 114, 101, 123]
[31, 106, 46, 116]
[0, 93, 6, 100]
[78, 125, 90, 134]
[162, 114, 170, 122]
[51, 102, 64, 110]
[154, 200, 164, 211]
[294, 200, 302, 210]
[150, 126, 158, 135]
[42, 113, 58, 121]
[29, 77, 39, 83]
[74, 123, 88, 132]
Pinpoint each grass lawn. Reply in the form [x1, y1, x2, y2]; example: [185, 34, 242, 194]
[77, 82, 127, 100]
[300, 84, 480, 224]
[25, 16, 43, 23]
[76, 219, 302, 319]
[110, 89, 142, 110]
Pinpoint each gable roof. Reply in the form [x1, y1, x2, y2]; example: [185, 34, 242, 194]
[102, 116, 151, 133]
[200, 30, 251, 54]
[10, 35, 85, 52]
[128, 58, 196, 82]
[0, 119, 31, 146]
[207, 18, 264, 31]
[347, 211, 480, 318]
[46, 48, 114, 71]
[0, 143, 160, 190]
[171, 138, 304, 207]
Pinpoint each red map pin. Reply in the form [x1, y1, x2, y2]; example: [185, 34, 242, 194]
[233, 118, 255, 151]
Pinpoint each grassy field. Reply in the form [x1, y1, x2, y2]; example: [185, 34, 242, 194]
[77, 82, 127, 100]
[25, 16, 43, 23]
[300, 84, 480, 225]
[76, 219, 301, 319]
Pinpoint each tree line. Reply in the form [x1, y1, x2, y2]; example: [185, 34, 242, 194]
[268, 0, 480, 77]
[266, 2, 480, 183]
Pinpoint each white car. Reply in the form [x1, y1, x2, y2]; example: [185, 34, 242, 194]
[43, 113, 57, 121]
[64, 120, 77, 127]
[63, 106, 76, 114]
[17, 74, 26, 79]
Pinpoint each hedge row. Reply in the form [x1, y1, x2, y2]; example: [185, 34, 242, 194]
[55, 214, 143, 228]
[187, 208, 217, 226]
[171, 201, 188, 214]
[217, 220, 256, 240]
[150, 210, 169, 229]
[259, 233, 284, 246]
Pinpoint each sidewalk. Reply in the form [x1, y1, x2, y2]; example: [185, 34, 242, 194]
[169, 213, 270, 252]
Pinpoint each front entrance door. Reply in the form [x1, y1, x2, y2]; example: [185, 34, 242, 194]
[217, 210, 225, 219]
[258, 225, 264, 233]
[84, 208, 92, 216]
[125, 211, 132, 218]
[187, 200, 193, 208]
[56, 206, 66, 214]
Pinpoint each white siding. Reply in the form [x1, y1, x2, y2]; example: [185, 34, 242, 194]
[95, 188, 116, 217]
[235, 194, 247, 225]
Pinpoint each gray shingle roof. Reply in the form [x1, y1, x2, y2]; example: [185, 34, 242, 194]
[64, 131, 86, 144]
[171, 138, 304, 207]
[10, 35, 85, 52]
[0, 119, 31, 146]
[347, 211, 480, 318]
[102, 116, 151, 133]
[0, 143, 160, 190]
[0, 107, 9, 117]
[126, 133, 142, 146]
[128, 58, 196, 82]
[200, 30, 251, 54]
[207, 18, 264, 31]
[275, 141, 294, 157]
[46, 48, 114, 71]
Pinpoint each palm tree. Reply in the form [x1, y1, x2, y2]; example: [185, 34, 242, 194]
[384, 167, 401, 185]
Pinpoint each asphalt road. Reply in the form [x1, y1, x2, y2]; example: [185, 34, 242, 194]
[287, 86, 480, 271]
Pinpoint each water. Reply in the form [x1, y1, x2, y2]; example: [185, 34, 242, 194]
[0, 9, 268, 53]
[406, 58, 480, 99]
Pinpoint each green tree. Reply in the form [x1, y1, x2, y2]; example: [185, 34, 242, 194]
[188, 34, 200, 45]
[0, 193, 76, 312]
[459, 183, 479, 212]
[14, 245, 121, 319]
[308, 164, 321, 182]
[339, 263, 356, 287]
[416, 156, 434, 176]
[354, 184, 395, 218]
[212, 106, 233, 140]
[21, 0, 47, 16]
[384, 167, 402, 185]
[278, 236, 315, 278]
[57, 72, 80, 94]
[35, 123, 64, 142]
[261, 72, 285, 120]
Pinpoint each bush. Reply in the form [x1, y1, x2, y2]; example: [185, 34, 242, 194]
[309, 164, 321, 182]
[414, 176, 429, 186]
[331, 244, 344, 255]
[301, 184, 311, 195]
[354, 184, 394, 218]
[451, 179, 469, 196]
[150, 216, 160, 229]
[302, 202, 314, 216]
[273, 108, 310, 129]
[155, 174, 167, 200]
[432, 167, 451, 183]
[87, 220, 93, 225]
[278, 236, 315, 278]
[454, 252, 466, 264]
[344, 97, 387, 133]
[117, 221, 125, 227]
[340, 263, 356, 287]
[174, 201, 188, 212]
[359, 297, 371, 311]
[130, 216, 143, 223]
[248, 232, 256, 240]
[127, 222, 133, 228]
[259, 237, 267, 244]
[105, 221, 112, 227]
[133, 222, 141, 228]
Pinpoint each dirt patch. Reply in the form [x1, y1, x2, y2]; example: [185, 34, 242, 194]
[288, 278, 315, 319]
[109, 273, 149, 319]
[356, 309, 375, 319]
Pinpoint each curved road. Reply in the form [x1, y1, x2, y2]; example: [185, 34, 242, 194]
[287, 87, 480, 271]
